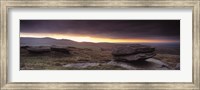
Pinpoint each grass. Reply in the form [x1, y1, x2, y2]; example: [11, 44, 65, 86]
[154, 54, 180, 68]
[20, 47, 114, 70]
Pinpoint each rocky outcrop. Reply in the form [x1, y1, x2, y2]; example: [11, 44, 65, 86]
[27, 46, 51, 54]
[50, 46, 70, 54]
[112, 44, 155, 56]
[114, 52, 156, 61]
[112, 44, 156, 62]
[109, 44, 171, 70]
[20, 46, 30, 49]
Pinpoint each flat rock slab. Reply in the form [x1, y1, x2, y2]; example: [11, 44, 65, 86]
[62, 58, 170, 70]
[27, 47, 51, 53]
[114, 53, 156, 61]
[51, 46, 70, 53]
[112, 44, 156, 61]
[112, 44, 155, 56]
[108, 58, 170, 70]
[63, 63, 99, 68]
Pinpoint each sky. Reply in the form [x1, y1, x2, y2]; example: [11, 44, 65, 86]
[20, 20, 180, 43]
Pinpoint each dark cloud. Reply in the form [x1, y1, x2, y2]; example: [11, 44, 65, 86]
[20, 20, 180, 41]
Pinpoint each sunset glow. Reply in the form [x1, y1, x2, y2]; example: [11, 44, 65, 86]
[20, 33, 178, 43]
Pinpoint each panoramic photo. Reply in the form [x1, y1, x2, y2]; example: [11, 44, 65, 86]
[20, 20, 180, 70]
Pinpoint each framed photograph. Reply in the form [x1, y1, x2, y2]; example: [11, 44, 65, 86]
[1, 0, 199, 90]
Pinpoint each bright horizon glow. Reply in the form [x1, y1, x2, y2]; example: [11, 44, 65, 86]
[20, 33, 179, 43]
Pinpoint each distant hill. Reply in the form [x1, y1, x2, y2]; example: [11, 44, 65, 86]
[21, 37, 79, 46]
[20, 37, 180, 54]
[20, 37, 119, 50]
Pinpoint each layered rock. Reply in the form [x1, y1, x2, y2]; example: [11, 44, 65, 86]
[50, 46, 70, 54]
[114, 52, 156, 61]
[112, 44, 156, 62]
[27, 46, 51, 54]
[20, 46, 30, 49]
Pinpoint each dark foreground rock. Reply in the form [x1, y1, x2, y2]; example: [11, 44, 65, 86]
[112, 44, 156, 61]
[112, 44, 155, 56]
[114, 52, 156, 61]
[51, 46, 70, 54]
[27, 47, 51, 54]
[20, 46, 30, 49]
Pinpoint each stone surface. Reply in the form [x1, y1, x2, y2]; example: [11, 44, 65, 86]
[112, 44, 155, 56]
[112, 44, 156, 61]
[51, 46, 70, 53]
[63, 63, 99, 68]
[62, 58, 170, 70]
[107, 58, 170, 70]
[114, 52, 156, 61]
[20, 46, 30, 49]
[27, 47, 51, 54]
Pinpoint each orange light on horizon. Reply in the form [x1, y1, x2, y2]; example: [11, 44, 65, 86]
[20, 33, 178, 43]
